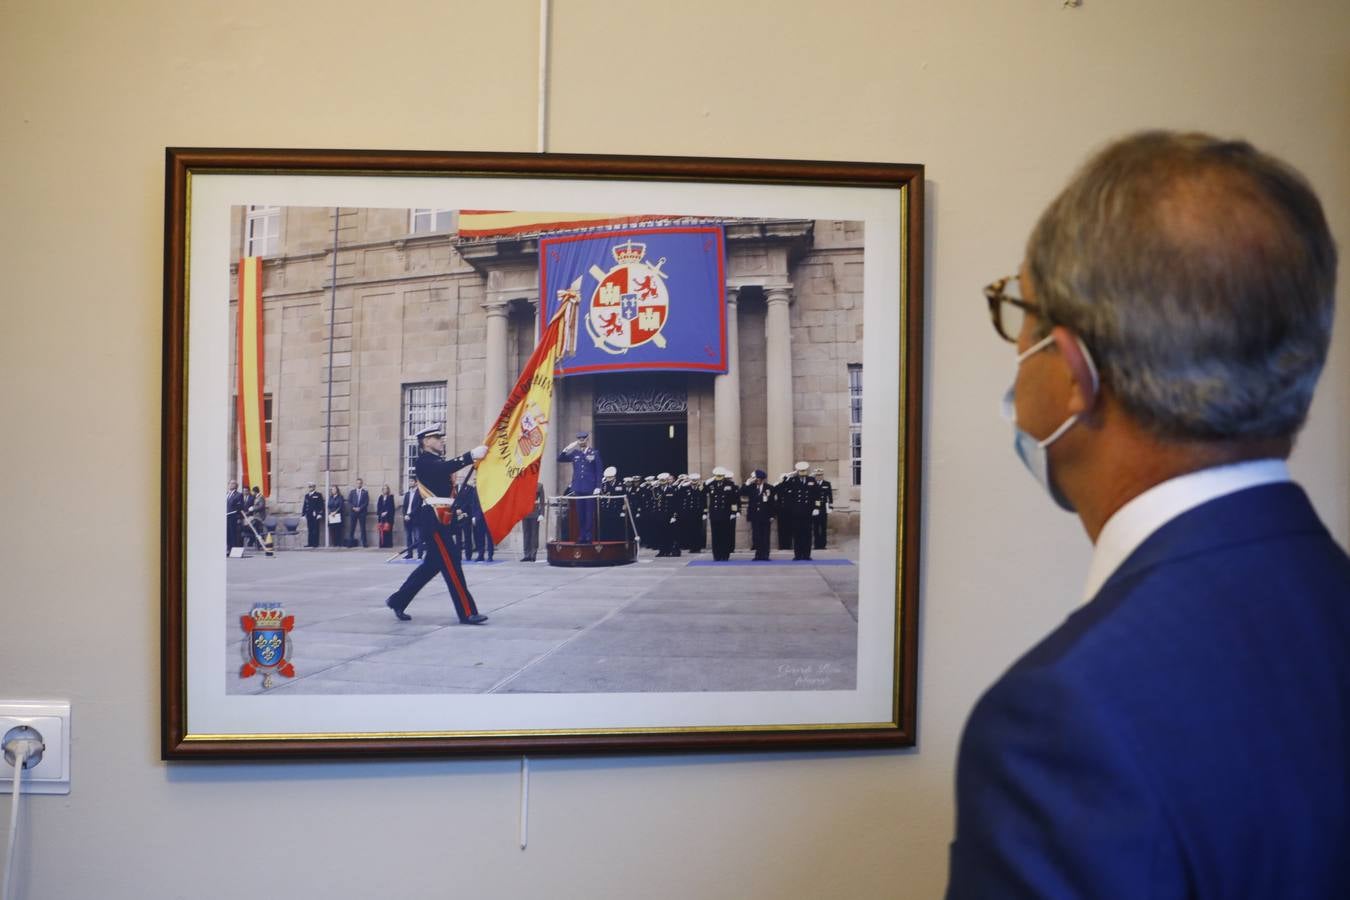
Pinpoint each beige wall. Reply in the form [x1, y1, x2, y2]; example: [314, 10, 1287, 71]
[2, 1, 1346, 898]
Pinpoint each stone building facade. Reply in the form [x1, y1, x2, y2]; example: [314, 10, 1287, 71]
[227, 206, 865, 550]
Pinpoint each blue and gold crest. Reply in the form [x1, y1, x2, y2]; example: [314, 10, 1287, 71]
[239, 603, 296, 686]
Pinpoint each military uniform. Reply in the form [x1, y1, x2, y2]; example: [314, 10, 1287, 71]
[386, 443, 484, 624]
[706, 476, 741, 561]
[742, 475, 775, 561]
[301, 487, 324, 547]
[598, 476, 628, 541]
[778, 471, 823, 560]
[776, 475, 795, 550]
[813, 474, 834, 549]
[652, 479, 681, 557]
[558, 436, 604, 542]
[520, 482, 546, 561]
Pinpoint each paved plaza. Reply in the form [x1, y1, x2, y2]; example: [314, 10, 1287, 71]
[227, 542, 859, 696]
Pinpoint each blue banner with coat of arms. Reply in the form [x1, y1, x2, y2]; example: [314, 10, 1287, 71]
[539, 225, 726, 376]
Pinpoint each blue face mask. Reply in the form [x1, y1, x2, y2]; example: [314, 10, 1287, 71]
[1000, 333, 1099, 512]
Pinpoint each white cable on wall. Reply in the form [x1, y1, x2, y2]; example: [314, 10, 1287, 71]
[3, 746, 31, 900]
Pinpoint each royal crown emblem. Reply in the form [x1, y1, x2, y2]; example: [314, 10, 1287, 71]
[584, 238, 670, 355]
[239, 603, 296, 688]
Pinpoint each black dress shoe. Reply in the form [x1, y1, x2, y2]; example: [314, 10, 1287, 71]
[462, 614, 489, 625]
[386, 597, 411, 621]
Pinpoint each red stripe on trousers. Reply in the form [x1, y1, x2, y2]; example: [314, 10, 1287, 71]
[432, 532, 478, 618]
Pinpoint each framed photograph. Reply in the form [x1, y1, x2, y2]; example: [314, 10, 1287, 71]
[162, 148, 924, 759]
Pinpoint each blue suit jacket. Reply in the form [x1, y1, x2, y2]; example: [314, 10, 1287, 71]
[949, 483, 1350, 898]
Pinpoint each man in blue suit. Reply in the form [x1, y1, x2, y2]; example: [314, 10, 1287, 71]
[948, 131, 1348, 896]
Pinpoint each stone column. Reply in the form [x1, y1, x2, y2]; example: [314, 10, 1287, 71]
[482, 296, 511, 434]
[713, 287, 742, 476]
[764, 284, 795, 480]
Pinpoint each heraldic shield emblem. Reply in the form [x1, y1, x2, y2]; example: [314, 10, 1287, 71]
[239, 603, 296, 688]
[585, 239, 670, 354]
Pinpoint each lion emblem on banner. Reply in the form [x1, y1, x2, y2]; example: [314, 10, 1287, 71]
[585, 239, 670, 355]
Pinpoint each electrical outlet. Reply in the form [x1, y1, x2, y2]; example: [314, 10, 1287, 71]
[0, 701, 70, 795]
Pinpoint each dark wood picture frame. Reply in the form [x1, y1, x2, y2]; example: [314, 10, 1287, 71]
[162, 148, 924, 759]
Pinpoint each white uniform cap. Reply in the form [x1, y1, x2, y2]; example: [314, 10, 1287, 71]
[794, 461, 809, 472]
[603, 466, 617, 477]
[689, 472, 701, 480]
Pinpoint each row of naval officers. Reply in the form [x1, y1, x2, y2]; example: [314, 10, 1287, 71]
[557, 450, 834, 562]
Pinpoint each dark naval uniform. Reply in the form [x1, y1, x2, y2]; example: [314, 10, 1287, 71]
[776, 476, 795, 550]
[706, 478, 741, 561]
[742, 478, 775, 561]
[778, 474, 823, 560]
[386, 448, 484, 623]
[652, 481, 681, 557]
[558, 443, 604, 542]
[813, 477, 834, 549]
[598, 476, 629, 541]
[301, 488, 324, 547]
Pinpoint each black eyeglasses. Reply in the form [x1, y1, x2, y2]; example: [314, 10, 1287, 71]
[983, 274, 1040, 343]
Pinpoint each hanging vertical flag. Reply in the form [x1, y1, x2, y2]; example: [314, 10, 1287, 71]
[236, 256, 270, 497]
[475, 292, 579, 544]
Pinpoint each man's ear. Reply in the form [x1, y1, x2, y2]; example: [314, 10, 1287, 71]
[1051, 325, 1099, 417]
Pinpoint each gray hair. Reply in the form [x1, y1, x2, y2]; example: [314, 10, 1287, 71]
[1026, 130, 1337, 441]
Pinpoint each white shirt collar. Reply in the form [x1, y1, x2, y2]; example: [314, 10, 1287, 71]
[1082, 458, 1291, 603]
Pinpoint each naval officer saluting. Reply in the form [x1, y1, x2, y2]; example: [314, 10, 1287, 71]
[385, 425, 489, 624]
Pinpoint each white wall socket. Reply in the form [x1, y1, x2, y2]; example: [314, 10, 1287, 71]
[0, 701, 70, 795]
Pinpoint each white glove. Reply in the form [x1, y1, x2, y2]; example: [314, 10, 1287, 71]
[812, 509, 820, 517]
[470, 444, 489, 461]
[564, 440, 578, 452]
[702, 513, 708, 521]
[537, 515, 543, 522]
[593, 488, 601, 495]
[730, 513, 738, 520]
[669, 517, 676, 524]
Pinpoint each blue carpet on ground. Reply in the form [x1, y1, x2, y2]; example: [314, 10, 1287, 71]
[386, 558, 503, 565]
[686, 558, 854, 566]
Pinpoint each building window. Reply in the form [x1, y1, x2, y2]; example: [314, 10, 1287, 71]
[411, 208, 455, 234]
[402, 382, 447, 489]
[848, 364, 862, 486]
[245, 205, 280, 257]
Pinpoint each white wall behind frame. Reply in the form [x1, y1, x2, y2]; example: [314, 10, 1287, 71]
[1, 1, 1346, 897]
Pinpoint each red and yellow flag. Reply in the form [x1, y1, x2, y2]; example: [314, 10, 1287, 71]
[236, 256, 269, 496]
[458, 210, 667, 239]
[476, 292, 579, 543]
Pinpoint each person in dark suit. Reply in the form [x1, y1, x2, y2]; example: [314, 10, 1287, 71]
[376, 484, 396, 549]
[385, 425, 489, 624]
[244, 485, 266, 548]
[948, 131, 1349, 896]
[301, 482, 324, 548]
[347, 478, 370, 548]
[741, 469, 774, 561]
[460, 472, 493, 561]
[325, 486, 344, 548]
[401, 478, 423, 559]
[225, 480, 246, 554]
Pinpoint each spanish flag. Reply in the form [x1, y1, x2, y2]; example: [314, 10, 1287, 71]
[458, 210, 667, 239]
[236, 256, 269, 496]
[476, 288, 579, 544]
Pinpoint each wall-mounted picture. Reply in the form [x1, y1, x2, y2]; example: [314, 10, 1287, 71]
[162, 148, 924, 758]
